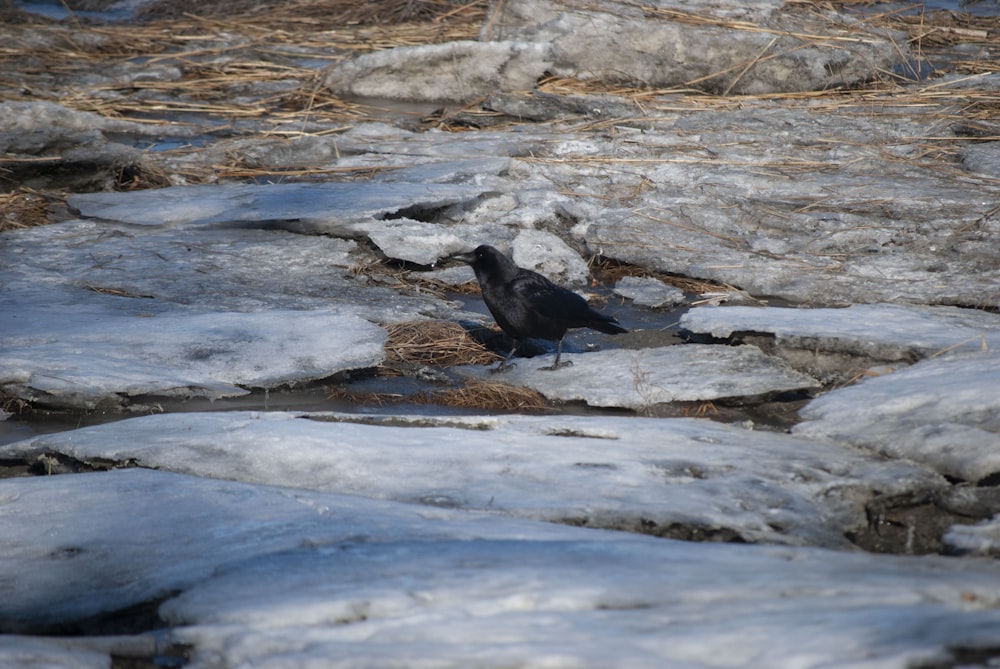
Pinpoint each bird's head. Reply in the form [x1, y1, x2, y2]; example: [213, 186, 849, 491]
[450, 245, 515, 278]
[450, 245, 520, 283]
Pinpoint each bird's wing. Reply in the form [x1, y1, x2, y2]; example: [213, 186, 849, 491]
[509, 271, 588, 319]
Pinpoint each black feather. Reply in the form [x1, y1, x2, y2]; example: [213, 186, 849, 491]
[452, 244, 627, 370]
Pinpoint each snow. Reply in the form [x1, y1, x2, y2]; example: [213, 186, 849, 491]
[455, 345, 819, 409]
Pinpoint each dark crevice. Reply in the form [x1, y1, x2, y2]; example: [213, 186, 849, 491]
[847, 490, 992, 555]
[4, 591, 179, 637]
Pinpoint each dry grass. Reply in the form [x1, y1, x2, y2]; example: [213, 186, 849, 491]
[2, 0, 995, 148]
[0, 0, 487, 138]
[422, 378, 548, 411]
[591, 257, 735, 297]
[135, 0, 486, 30]
[382, 319, 500, 369]
[328, 377, 548, 411]
[879, 8, 1000, 50]
[326, 318, 549, 411]
[0, 190, 54, 231]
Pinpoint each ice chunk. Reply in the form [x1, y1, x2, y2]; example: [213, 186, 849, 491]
[456, 345, 818, 409]
[0, 410, 949, 548]
[614, 275, 686, 308]
[68, 180, 490, 227]
[681, 304, 1000, 360]
[1, 466, 999, 668]
[795, 350, 1000, 483]
[0, 307, 385, 409]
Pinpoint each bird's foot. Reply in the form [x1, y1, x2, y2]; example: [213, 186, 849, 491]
[540, 360, 573, 371]
[490, 361, 516, 374]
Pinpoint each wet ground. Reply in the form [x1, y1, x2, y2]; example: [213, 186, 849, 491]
[0, 278, 813, 448]
[1, 286, 988, 563]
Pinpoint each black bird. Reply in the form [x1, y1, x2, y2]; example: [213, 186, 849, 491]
[452, 244, 627, 371]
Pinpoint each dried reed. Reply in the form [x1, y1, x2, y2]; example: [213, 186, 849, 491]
[383, 320, 500, 368]
[420, 378, 548, 411]
[591, 257, 735, 296]
[0, 190, 54, 231]
[328, 377, 548, 411]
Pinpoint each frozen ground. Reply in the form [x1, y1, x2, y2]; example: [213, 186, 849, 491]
[454, 345, 819, 409]
[2, 305, 386, 409]
[680, 304, 1000, 484]
[0, 411, 944, 548]
[2, 467, 1000, 669]
[2, 0, 1000, 666]
[681, 304, 1000, 361]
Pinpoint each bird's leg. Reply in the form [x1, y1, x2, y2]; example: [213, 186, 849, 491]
[491, 341, 519, 373]
[540, 338, 573, 371]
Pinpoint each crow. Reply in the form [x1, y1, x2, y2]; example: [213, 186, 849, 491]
[452, 244, 627, 371]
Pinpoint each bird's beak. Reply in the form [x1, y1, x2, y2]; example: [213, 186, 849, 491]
[449, 250, 476, 264]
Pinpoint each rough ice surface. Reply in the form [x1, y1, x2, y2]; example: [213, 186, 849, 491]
[68, 179, 492, 230]
[367, 220, 470, 266]
[4, 1, 1000, 666]
[0, 218, 463, 320]
[0, 636, 114, 669]
[614, 275, 686, 308]
[0, 306, 385, 409]
[1, 467, 1000, 669]
[0, 209, 480, 410]
[1, 410, 944, 548]
[0, 99, 201, 138]
[326, 0, 905, 98]
[456, 346, 819, 409]
[325, 40, 552, 102]
[574, 110, 1000, 308]
[730, 305, 1000, 488]
[961, 142, 1000, 177]
[511, 228, 592, 286]
[944, 517, 1000, 557]
[795, 350, 1000, 484]
[681, 303, 1000, 359]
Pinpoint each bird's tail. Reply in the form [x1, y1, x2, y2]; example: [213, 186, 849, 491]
[589, 313, 628, 335]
